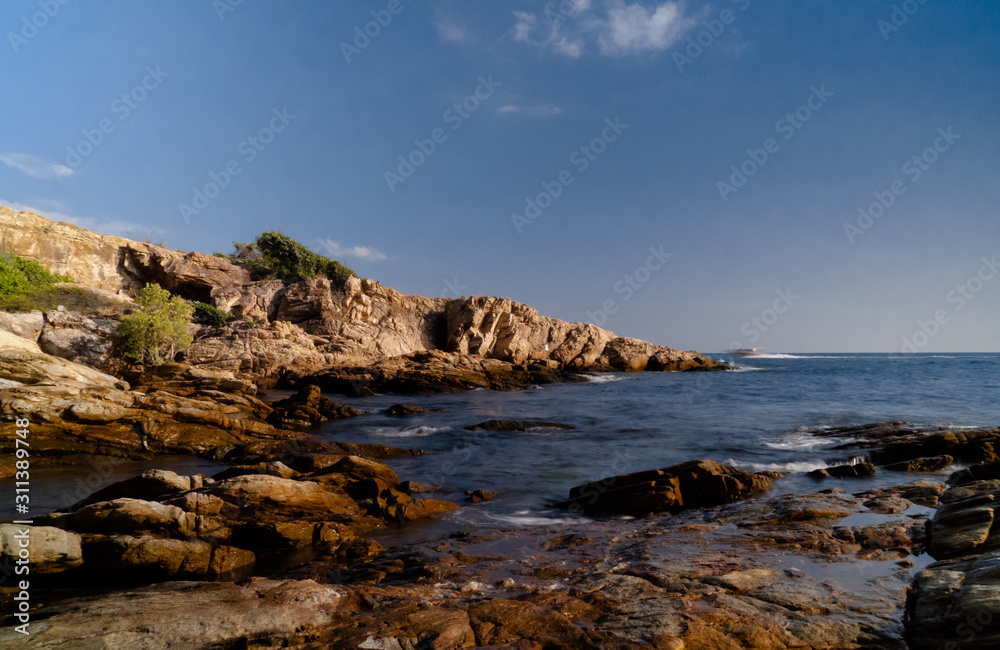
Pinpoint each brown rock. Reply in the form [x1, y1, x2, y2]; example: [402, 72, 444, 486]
[559, 459, 775, 516]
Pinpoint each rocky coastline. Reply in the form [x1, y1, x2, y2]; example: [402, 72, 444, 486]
[1, 207, 997, 647]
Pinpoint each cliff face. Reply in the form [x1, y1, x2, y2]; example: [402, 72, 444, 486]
[0, 206, 721, 375]
[0, 207, 249, 301]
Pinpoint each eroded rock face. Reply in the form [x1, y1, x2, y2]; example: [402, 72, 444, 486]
[0, 206, 249, 299]
[558, 459, 776, 516]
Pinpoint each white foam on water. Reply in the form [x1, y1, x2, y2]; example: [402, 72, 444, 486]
[485, 509, 588, 527]
[366, 425, 452, 439]
[580, 374, 623, 383]
[762, 433, 846, 451]
[726, 458, 828, 473]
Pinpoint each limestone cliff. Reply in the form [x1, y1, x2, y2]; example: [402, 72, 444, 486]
[0, 206, 722, 376]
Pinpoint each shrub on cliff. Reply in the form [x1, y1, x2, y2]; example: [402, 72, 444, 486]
[115, 284, 194, 365]
[0, 249, 72, 296]
[191, 301, 233, 328]
[222, 231, 356, 288]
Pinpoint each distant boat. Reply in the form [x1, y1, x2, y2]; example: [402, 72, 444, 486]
[733, 348, 765, 357]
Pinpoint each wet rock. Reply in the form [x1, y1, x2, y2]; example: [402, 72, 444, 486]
[399, 480, 440, 494]
[67, 469, 205, 511]
[906, 463, 1000, 648]
[557, 459, 775, 516]
[810, 462, 876, 479]
[465, 489, 499, 502]
[385, 403, 425, 416]
[884, 455, 954, 472]
[0, 577, 346, 648]
[465, 419, 575, 432]
[264, 384, 359, 431]
[40, 498, 198, 539]
[468, 598, 590, 647]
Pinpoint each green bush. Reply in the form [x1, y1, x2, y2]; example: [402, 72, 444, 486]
[0, 285, 123, 314]
[0, 250, 72, 298]
[224, 231, 356, 288]
[115, 284, 194, 365]
[191, 301, 233, 328]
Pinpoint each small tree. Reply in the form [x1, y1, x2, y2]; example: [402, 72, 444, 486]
[115, 284, 194, 365]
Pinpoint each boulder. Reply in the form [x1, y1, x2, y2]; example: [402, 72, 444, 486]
[0, 524, 82, 573]
[265, 384, 359, 431]
[37, 310, 118, 372]
[0, 310, 44, 340]
[558, 459, 776, 516]
[67, 469, 204, 510]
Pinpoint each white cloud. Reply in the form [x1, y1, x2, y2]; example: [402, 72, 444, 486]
[0, 198, 164, 240]
[317, 238, 388, 262]
[0, 153, 75, 180]
[512, 0, 694, 58]
[435, 17, 471, 44]
[598, 1, 693, 54]
[497, 104, 564, 117]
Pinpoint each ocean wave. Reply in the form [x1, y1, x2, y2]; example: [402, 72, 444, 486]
[483, 509, 588, 527]
[762, 433, 846, 451]
[725, 458, 828, 473]
[366, 425, 452, 439]
[580, 374, 623, 383]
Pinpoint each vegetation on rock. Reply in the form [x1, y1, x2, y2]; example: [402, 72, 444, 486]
[115, 284, 194, 365]
[218, 231, 355, 288]
[0, 248, 71, 296]
[191, 301, 233, 328]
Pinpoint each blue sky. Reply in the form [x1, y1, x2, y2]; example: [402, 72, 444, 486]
[2, 0, 998, 353]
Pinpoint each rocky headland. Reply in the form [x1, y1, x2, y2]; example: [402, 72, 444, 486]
[1, 206, 997, 648]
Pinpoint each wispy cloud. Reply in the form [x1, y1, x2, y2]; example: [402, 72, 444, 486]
[0, 199, 164, 240]
[512, 0, 695, 58]
[317, 238, 388, 262]
[497, 104, 564, 117]
[435, 16, 471, 44]
[0, 153, 75, 180]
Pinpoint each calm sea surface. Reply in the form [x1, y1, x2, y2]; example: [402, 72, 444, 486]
[318, 353, 1000, 530]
